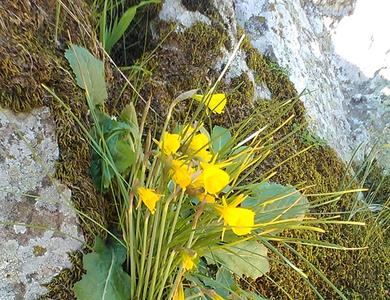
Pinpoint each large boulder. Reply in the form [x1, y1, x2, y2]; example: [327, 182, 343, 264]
[0, 108, 83, 299]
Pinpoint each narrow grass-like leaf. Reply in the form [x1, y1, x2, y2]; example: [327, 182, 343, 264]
[243, 182, 309, 223]
[106, 0, 160, 53]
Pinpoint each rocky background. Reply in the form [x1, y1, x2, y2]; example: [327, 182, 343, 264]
[161, 0, 389, 167]
[0, 0, 388, 299]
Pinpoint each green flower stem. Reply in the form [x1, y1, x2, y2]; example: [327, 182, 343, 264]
[125, 184, 136, 298]
[187, 202, 206, 248]
[156, 250, 176, 300]
[167, 267, 184, 300]
[141, 205, 161, 300]
[161, 190, 184, 264]
[135, 213, 150, 299]
[148, 198, 171, 299]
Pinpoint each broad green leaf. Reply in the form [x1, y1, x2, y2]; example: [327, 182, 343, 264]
[90, 111, 136, 190]
[215, 268, 235, 298]
[186, 266, 233, 299]
[211, 126, 231, 153]
[205, 240, 269, 279]
[242, 182, 309, 223]
[106, 0, 160, 53]
[65, 45, 107, 106]
[113, 139, 136, 173]
[74, 237, 131, 300]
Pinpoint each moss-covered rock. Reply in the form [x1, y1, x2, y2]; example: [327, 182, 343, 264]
[132, 12, 389, 299]
[0, 1, 108, 298]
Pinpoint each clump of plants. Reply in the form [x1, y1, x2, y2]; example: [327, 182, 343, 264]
[52, 44, 364, 300]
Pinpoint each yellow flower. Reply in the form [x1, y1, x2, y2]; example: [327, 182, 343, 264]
[182, 251, 197, 271]
[171, 160, 193, 189]
[157, 132, 181, 156]
[201, 163, 230, 194]
[197, 192, 215, 203]
[173, 282, 185, 300]
[221, 206, 255, 235]
[192, 93, 227, 114]
[189, 133, 209, 152]
[216, 195, 255, 236]
[188, 133, 212, 162]
[137, 187, 161, 214]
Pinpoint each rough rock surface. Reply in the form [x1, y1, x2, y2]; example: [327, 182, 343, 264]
[235, 0, 389, 165]
[160, 0, 389, 167]
[0, 107, 83, 299]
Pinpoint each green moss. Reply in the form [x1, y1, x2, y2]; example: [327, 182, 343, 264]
[33, 245, 47, 257]
[359, 161, 390, 205]
[125, 21, 230, 129]
[239, 36, 390, 300]
[41, 251, 85, 300]
[0, 1, 109, 298]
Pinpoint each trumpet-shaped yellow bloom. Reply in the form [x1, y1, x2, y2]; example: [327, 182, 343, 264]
[192, 93, 227, 114]
[182, 251, 197, 271]
[137, 187, 161, 214]
[197, 192, 215, 203]
[188, 133, 212, 162]
[197, 149, 212, 162]
[171, 160, 193, 189]
[220, 206, 255, 235]
[189, 133, 209, 152]
[202, 164, 230, 194]
[217, 195, 255, 236]
[173, 282, 185, 300]
[158, 132, 181, 156]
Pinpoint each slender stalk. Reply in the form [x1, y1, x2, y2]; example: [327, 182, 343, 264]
[161, 191, 184, 263]
[125, 185, 136, 298]
[141, 207, 161, 300]
[187, 202, 206, 248]
[135, 213, 150, 299]
[156, 250, 176, 300]
[167, 268, 184, 300]
[148, 199, 171, 299]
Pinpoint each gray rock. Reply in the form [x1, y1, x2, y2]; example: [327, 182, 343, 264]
[159, 0, 211, 30]
[307, 0, 357, 21]
[158, 0, 389, 168]
[235, 0, 389, 166]
[0, 107, 84, 300]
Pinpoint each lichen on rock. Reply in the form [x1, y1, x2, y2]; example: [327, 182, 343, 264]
[0, 107, 83, 299]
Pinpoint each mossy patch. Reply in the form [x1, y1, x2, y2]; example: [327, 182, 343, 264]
[0, 1, 109, 298]
[33, 245, 47, 257]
